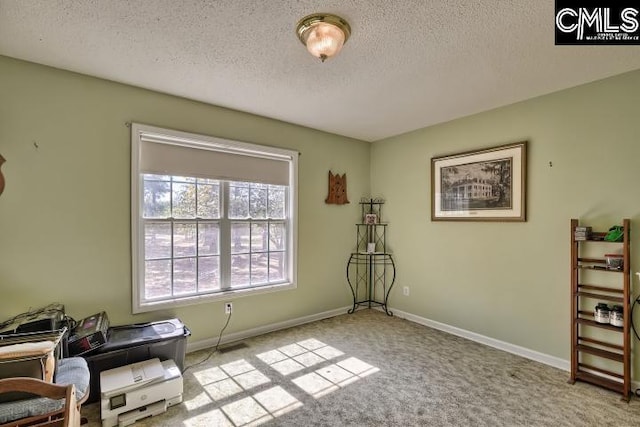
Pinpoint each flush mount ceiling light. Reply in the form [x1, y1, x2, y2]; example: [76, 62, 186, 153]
[296, 13, 351, 62]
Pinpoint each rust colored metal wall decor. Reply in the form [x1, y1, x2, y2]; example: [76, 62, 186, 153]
[325, 171, 349, 205]
[0, 155, 5, 196]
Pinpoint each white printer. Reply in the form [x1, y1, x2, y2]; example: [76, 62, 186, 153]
[100, 358, 183, 427]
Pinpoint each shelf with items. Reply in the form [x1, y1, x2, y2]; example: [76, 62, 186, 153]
[569, 218, 631, 401]
[355, 222, 387, 255]
[346, 198, 396, 315]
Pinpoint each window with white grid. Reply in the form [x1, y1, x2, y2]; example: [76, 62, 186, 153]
[131, 124, 297, 312]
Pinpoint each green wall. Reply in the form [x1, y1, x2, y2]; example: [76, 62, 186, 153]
[371, 70, 640, 376]
[2, 53, 639, 379]
[0, 55, 370, 342]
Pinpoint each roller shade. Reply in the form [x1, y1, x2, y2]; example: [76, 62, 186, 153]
[137, 131, 292, 186]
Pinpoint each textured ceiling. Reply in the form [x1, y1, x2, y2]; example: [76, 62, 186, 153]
[1, 0, 639, 142]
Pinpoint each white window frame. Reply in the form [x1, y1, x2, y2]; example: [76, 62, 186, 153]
[131, 123, 298, 313]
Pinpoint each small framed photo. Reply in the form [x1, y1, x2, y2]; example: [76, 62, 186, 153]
[364, 213, 378, 224]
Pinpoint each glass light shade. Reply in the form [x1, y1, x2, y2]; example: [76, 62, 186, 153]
[296, 14, 351, 62]
[303, 22, 345, 61]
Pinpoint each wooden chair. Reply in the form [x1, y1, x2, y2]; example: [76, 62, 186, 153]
[0, 329, 90, 426]
[0, 377, 80, 427]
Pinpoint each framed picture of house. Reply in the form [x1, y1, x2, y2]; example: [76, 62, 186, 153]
[431, 141, 527, 221]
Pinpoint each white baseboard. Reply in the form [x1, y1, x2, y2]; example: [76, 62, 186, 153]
[391, 308, 640, 392]
[391, 308, 569, 370]
[186, 306, 351, 353]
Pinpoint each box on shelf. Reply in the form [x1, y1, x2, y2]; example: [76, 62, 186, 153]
[82, 318, 190, 403]
[574, 226, 592, 241]
[68, 312, 109, 356]
[605, 254, 624, 270]
[15, 310, 65, 334]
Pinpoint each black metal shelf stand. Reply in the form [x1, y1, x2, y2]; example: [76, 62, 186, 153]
[346, 199, 396, 316]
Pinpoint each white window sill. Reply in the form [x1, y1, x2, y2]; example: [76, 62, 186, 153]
[132, 281, 297, 313]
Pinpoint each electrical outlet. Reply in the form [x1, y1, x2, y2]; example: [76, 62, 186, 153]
[225, 302, 233, 314]
[403, 286, 410, 296]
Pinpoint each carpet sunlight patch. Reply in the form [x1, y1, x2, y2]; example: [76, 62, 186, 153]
[185, 338, 379, 426]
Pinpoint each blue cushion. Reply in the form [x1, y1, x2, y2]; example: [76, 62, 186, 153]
[55, 357, 90, 401]
[0, 396, 64, 424]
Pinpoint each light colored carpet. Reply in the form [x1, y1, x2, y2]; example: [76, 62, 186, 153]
[81, 310, 640, 426]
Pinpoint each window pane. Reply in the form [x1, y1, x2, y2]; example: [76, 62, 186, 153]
[231, 254, 250, 287]
[144, 174, 170, 181]
[174, 258, 196, 295]
[145, 222, 171, 259]
[173, 176, 196, 183]
[269, 252, 285, 282]
[143, 179, 170, 218]
[249, 185, 268, 219]
[172, 182, 196, 218]
[231, 223, 250, 254]
[144, 259, 171, 299]
[197, 178, 218, 185]
[268, 186, 285, 219]
[269, 223, 286, 251]
[174, 223, 197, 257]
[198, 223, 219, 256]
[198, 256, 220, 291]
[251, 223, 267, 252]
[229, 184, 249, 218]
[251, 254, 268, 284]
[197, 183, 220, 218]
